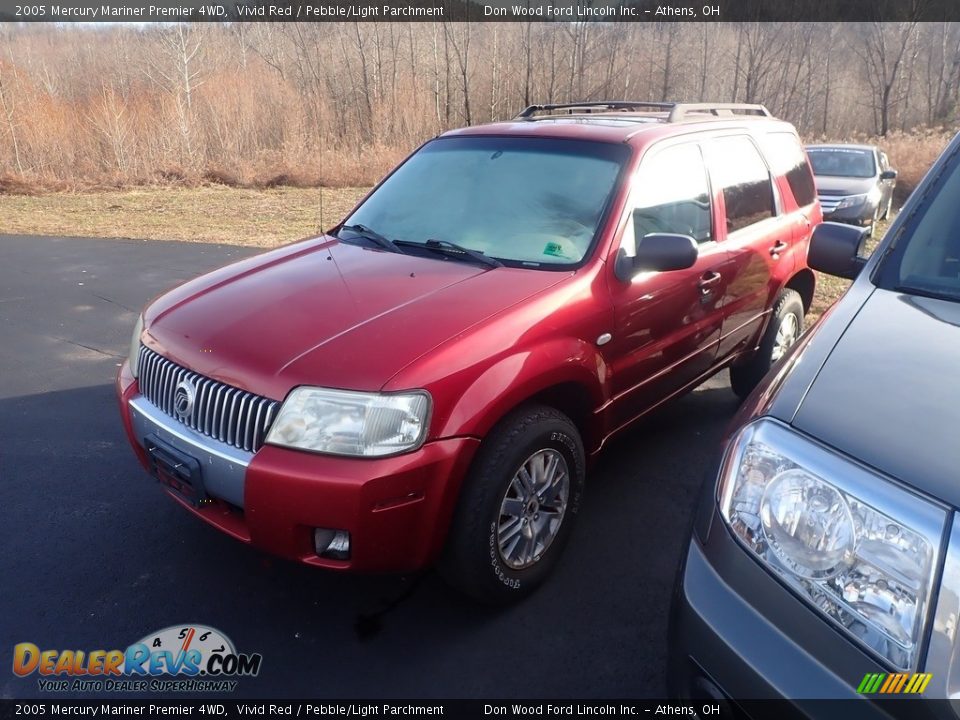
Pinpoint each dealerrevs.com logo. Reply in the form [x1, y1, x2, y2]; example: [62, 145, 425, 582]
[13, 624, 262, 693]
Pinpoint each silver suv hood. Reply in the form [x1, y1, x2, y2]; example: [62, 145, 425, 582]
[792, 287, 960, 507]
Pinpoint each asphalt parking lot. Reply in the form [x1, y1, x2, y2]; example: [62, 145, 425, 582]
[0, 233, 741, 699]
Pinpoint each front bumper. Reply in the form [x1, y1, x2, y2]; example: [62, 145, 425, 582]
[822, 202, 879, 226]
[117, 362, 479, 573]
[669, 536, 869, 705]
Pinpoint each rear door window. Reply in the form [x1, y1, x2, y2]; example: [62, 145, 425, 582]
[709, 136, 776, 233]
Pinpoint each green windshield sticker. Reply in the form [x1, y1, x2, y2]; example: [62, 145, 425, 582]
[543, 242, 566, 258]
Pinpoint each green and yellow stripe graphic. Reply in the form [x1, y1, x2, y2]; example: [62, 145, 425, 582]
[857, 672, 933, 694]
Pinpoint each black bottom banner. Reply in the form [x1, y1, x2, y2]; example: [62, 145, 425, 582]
[0, 700, 952, 720]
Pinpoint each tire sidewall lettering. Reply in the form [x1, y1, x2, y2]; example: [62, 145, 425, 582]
[488, 520, 521, 589]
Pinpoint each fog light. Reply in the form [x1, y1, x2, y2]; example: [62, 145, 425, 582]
[314, 528, 351, 560]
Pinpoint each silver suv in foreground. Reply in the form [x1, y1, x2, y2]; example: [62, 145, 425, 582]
[670, 131, 960, 705]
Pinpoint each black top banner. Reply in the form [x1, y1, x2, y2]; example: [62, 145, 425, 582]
[1, 0, 960, 22]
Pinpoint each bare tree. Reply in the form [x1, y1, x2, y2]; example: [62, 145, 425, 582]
[0, 62, 24, 175]
[143, 25, 207, 162]
[443, 23, 472, 125]
[852, 21, 919, 136]
[85, 83, 132, 173]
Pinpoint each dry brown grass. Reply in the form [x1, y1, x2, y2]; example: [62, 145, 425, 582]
[880, 129, 954, 203]
[0, 186, 369, 247]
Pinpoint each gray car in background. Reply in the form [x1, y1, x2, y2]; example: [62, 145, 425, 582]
[806, 144, 897, 235]
[670, 131, 960, 705]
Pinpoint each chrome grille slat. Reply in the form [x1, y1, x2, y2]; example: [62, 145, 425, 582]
[203, 380, 216, 436]
[235, 394, 250, 451]
[160, 362, 174, 415]
[248, 398, 257, 451]
[226, 389, 239, 446]
[193, 375, 210, 435]
[191, 375, 203, 432]
[214, 385, 226, 442]
[136, 345, 279, 453]
[252, 400, 265, 450]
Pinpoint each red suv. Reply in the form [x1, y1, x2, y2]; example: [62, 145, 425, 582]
[117, 101, 821, 603]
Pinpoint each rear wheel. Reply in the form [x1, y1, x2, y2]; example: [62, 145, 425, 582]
[440, 404, 585, 604]
[729, 289, 804, 399]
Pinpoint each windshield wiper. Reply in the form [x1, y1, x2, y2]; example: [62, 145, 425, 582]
[398, 238, 503, 269]
[337, 224, 405, 255]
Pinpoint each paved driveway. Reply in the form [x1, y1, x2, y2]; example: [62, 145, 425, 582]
[0, 234, 740, 699]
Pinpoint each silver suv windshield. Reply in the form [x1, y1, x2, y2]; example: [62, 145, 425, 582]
[341, 136, 629, 268]
[877, 144, 960, 302]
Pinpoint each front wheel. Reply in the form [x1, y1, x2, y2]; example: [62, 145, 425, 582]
[440, 405, 586, 604]
[729, 288, 804, 399]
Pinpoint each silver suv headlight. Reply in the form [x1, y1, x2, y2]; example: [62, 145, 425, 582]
[835, 193, 869, 210]
[265, 387, 431, 458]
[718, 418, 946, 671]
[128, 314, 143, 379]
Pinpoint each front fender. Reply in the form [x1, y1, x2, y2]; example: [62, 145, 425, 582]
[432, 337, 609, 450]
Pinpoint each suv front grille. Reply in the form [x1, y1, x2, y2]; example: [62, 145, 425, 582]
[136, 345, 280, 453]
[818, 191, 845, 214]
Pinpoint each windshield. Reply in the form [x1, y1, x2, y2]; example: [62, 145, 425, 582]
[876, 144, 960, 302]
[342, 136, 629, 268]
[807, 147, 876, 179]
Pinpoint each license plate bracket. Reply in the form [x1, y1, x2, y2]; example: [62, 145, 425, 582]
[145, 433, 208, 507]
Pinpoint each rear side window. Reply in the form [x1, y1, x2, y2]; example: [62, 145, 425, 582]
[760, 132, 817, 207]
[709, 136, 775, 233]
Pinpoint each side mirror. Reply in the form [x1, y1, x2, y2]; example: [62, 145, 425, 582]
[615, 232, 699, 281]
[880, 169, 898, 180]
[808, 222, 869, 280]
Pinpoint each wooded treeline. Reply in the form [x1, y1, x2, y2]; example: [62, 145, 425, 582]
[0, 21, 957, 188]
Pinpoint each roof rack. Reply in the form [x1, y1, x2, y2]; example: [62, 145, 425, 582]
[516, 101, 674, 118]
[515, 101, 772, 122]
[667, 103, 771, 122]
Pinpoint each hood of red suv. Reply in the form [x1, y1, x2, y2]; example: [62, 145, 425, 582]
[142, 237, 566, 400]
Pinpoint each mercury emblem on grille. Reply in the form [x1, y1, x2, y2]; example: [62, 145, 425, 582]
[173, 379, 196, 420]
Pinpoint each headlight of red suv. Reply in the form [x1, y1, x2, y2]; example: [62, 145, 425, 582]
[718, 418, 945, 671]
[266, 387, 431, 458]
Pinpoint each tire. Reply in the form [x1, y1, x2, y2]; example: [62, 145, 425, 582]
[881, 196, 893, 221]
[440, 404, 586, 604]
[729, 289, 805, 400]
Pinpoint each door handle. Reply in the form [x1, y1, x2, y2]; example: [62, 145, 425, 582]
[770, 241, 789, 257]
[697, 271, 722, 293]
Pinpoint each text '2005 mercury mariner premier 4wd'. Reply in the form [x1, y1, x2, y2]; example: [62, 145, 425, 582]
[117, 101, 822, 603]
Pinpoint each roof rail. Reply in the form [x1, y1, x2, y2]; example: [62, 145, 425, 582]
[516, 101, 675, 119]
[667, 103, 771, 122]
[515, 101, 773, 122]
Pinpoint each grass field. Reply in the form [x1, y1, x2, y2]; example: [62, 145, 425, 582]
[0, 186, 368, 248]
[0, 186, 888, 322]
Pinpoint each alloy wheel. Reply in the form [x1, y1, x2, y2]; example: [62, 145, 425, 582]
[772, 312, 800, 363]
[496, 449, 570, 570]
